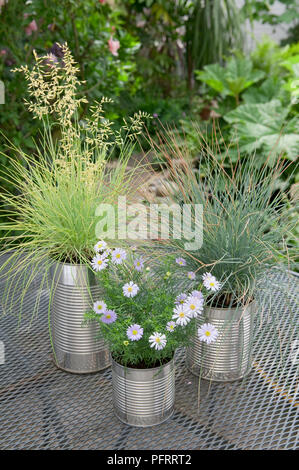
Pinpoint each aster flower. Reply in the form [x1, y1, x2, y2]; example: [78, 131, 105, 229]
[184, 295, 204, 318]
[202, 272, 221, 292]
[190, 290, 204, 301]
[176, 257, 186, 266]
[123, 281, 139, 298]
[94, 240, 107, 253]
[149, 332, 167, 351]
[127, 324, 143, 341]
[100, 309, 117, 324]
[102, 248, 111, 258]
[175, 293, 188, 305]
[93, 300, 107, 314]
[172, 305, 192, 326]
[166, 321, 176, 332]
[91, 254, 108, 271]
[134, 257, 144, 272]
[198, 323, 219, 344]
[187, 271, 196, 280]
[112, 248, 126, 265]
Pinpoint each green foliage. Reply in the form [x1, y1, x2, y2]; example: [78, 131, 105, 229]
[149, 131, 297, 301]
[0, 0, 139, 209]
[224, 100, 299, 162]
[185, 0, 244, 89]
[196, 56, 264, 103]
[0, 46, 148, 318]
[123, 0, 243, 95]
[193, 38, 299, 168]
[85, 252, 198, 368]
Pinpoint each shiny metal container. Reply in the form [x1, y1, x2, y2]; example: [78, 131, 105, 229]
[186, 302, 255, 382]
[112, 358, 175, 427]
[50, 261, 110, 373]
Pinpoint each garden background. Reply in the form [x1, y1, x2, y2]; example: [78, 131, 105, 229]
[0, 0, 298, 263]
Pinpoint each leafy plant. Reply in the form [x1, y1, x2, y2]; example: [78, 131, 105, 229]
[0, 0, 140, 220]
[0, 45, 149, 317]
[185, 0, 244, 89]
[224, 100, 299, 162]
[148, 129, 297, 304]
[84, 248, 216, 368]
[196, 57, 265, 105]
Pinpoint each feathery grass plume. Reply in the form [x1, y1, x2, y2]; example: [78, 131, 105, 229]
[145, 124, 298, 307]
[0, 43, 151, 321]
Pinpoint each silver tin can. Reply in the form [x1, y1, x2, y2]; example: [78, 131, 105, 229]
[186, 302, 255, 381]
[50, 261, 110, 373]
[112, 358, 175, 427]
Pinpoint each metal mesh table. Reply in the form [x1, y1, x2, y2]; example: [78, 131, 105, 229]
[0, 267, 298, 450]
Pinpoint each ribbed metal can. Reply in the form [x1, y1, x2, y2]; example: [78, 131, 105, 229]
[50, 261, 111, 374]
[112, 358, 175, 427]
[186, 302, 255, 382]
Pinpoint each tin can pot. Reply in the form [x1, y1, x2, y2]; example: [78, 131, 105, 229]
[186, 302, 255, 382]
[112, 357, 175, 427]
[50, 261, 110, 373]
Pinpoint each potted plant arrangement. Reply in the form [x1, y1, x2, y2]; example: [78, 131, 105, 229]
[147, 130, 296, 382]
[0, 44, 149, 374]
[85, 246, 218, 426]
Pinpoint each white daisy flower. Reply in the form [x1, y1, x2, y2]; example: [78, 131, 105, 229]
[93, 300, 107, 314]
[94, 240, 107, 253]
[202, 272, 221, 292]
[123, 281, 139, 298]
[91, 254, 108, 271]
[102, 248, 111, 258]
[149, 332, 167, 351]
[166, 321, 176, 332]
[175, 293, 188, 305]
[112, 248, 127, 265]
[172, 305, 192, 326]
[187, 271, 196, 280]
[198, 323, 219, 344]
[184, 295, 204, 318]
[176, 257, 186, 266]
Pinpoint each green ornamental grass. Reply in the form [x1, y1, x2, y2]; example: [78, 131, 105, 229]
[0, 44, 150, 319]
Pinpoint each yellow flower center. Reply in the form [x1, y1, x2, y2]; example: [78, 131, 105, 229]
[98, 306, 102, 310]
[128, 287, 133, 292]
[170, 325, 174, 329]
[205, 331, 211, 337]
[106, 314, 111, 319]
[179, 300, 184, 304]
[97, 260, 103, 265]
[132, 330, 137, 335]
[124, 341, 129, 346]
[179, 312, 185, 318]
[116, 253, 121, 258]
[190, 304, 195, 310]
[155, 337, 161, 343]
[210, 282, 215, 286]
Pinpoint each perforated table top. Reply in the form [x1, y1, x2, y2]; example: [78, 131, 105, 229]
[0, 266, 298, 450]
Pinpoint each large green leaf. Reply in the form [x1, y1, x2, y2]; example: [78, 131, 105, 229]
[224, 100, 299, 161]
[243, 77, 286, 104]
[196, 57, 265, 98]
